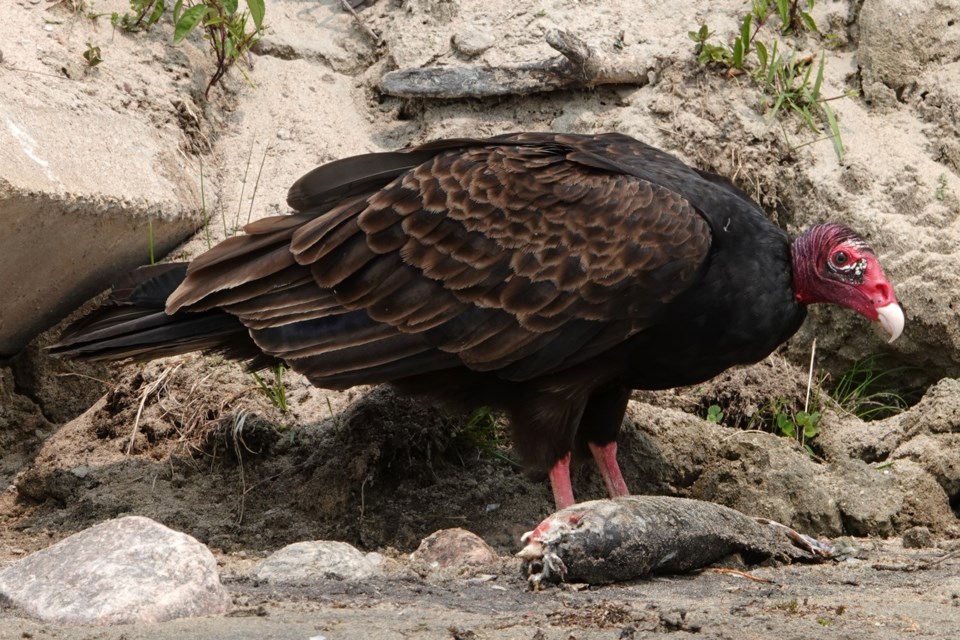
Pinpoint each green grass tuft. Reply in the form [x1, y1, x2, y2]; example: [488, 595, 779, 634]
[253, 363, 288, 413]
[829, 356, 912, 421]
[449, 407, 519, 468]
[689, 0, 851, 160]
[111, 0, 264, 98]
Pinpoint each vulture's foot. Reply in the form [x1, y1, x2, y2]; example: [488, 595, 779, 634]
[588, 441, 630, 499]
[548, 452, 575, 510]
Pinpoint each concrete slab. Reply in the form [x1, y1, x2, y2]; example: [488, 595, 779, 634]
[0, 0, 222, 356]
[0, 97, 200, 355]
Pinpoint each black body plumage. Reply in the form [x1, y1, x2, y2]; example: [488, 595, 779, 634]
[51, 133, 810, 475]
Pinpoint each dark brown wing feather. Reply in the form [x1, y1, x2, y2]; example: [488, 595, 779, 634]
[166, 133, 712, 386]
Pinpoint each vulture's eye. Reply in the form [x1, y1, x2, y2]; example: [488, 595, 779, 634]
[832, 251, 849, 267]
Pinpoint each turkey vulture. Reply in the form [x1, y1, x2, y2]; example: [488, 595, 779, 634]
[51, 132, 904, 509]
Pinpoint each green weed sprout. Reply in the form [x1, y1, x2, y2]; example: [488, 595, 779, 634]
[689, 0, 850, 160]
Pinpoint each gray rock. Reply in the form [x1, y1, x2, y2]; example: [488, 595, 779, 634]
[621, 401, 721, 496]
[452, 28, 495, 57]
[690, 433, 843, 536]
[0, 516, 229, 625]
[816, 413, 904, 465]
[898, 378, 960, 436]
[685, 422, 953, 537]
[893, 433, 960, 497]
[829, 459, 901, 537]
[902, 526, 933, 549]
[251, 540, 383, 584]
[886, 459, 957, 533]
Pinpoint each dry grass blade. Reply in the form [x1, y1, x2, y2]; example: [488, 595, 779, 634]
[705, 568, 775, 583]
[804, 337, 816, 413]
[55, 371, 112, 385]
[232, 411, 250, 525]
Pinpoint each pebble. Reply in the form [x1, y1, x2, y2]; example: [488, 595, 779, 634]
[411, 528, 499, 570]
[451, 28, 496, 58]
[0, 516, 229, 625]
[902, 525, 933, 549]
[251, 540, 383, 584]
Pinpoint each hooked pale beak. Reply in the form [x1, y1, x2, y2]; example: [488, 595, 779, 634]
[876, 303, 904, 343]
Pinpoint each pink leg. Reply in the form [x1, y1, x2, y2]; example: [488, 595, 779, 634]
[588, 441, 630, 498]
[548, 452, 575, 510]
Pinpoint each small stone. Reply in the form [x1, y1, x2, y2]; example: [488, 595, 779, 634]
[412, 528, 498, 570]
[902, 525, 933, 548]
[451, 28, 495, 58]
[276, 129, 291, 140]
[251, 541, 383, 584]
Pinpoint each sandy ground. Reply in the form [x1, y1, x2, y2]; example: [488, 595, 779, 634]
[2, 0, 960, 636]
[3, 536, 960, 639]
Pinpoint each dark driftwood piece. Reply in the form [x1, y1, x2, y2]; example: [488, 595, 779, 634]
[380, 30, 652, 99]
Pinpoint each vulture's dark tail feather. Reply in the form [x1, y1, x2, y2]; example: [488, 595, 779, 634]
[49, 264, 275, 368]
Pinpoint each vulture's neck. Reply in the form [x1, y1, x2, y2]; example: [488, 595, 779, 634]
[790, 228, 821, 306]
